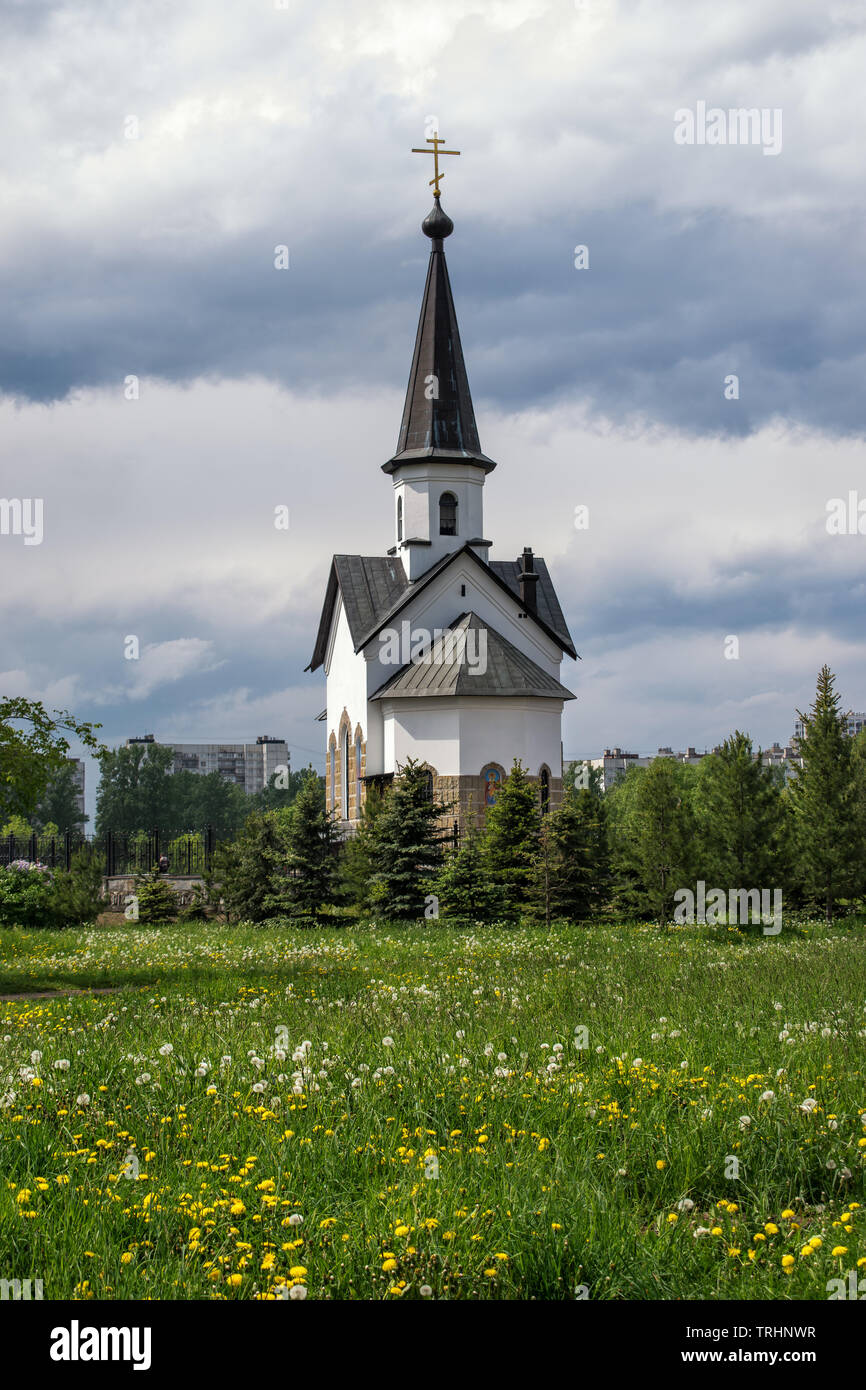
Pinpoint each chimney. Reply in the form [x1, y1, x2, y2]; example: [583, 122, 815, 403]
[519, 546, 538, 613]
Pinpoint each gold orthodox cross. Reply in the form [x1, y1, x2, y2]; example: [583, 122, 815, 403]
[411, 133, 460, 197]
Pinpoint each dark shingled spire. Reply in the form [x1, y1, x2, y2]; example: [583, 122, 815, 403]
[383, 198, 496, 475]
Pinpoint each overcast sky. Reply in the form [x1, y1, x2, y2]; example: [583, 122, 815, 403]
[1, 0, 864, 821]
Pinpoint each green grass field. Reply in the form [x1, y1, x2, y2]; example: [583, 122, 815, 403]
[1, 919, 864, 1300]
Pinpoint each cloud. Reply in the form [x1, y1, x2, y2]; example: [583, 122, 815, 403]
[0, 0, 864, 434]
[2, 0, 865, 823]
[96, 638, 225, 702]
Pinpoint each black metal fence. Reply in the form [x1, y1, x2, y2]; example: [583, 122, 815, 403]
[0, 827, 220, 877]
[2, 818, 460, 877]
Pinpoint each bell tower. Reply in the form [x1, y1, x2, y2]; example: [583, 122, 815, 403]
[384, 149, 495, 580]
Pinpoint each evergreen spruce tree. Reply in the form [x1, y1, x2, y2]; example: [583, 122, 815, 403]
[543, 765, 610, 921]
[605, 764, 654, 919]
[482, 759, 540, 919]
[789, 665, 858, 922]
[339, 782, 385, 913]
[283, 769, 339, 920]
[370, 760, 449, 920]
[628, 757, 695, 925]
[432, 809, 507, 924]
[851, 729, 866, 904]
[209, 810, 290, 923]
[694, 731, 785, 890]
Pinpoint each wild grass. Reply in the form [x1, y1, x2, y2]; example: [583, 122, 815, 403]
[1, 917, 864, 1300]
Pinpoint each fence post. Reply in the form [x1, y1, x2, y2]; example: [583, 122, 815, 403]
[205, 824, 214, 871]
[106, 829, 113, 878]
[28, 831, 38, 864]
[186, 835, 191, 876]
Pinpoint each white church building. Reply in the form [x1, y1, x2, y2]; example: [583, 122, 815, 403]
[307, 183, 577, 831]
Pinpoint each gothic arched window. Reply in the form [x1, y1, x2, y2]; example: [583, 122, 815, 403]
[439, 491, 457, 536]
[341, 727, 350, 817]
[329, 737, 336, 812]
[540, 766, 551, 815]
[396, 496, 403, 543]
[355, 733, 363, 816]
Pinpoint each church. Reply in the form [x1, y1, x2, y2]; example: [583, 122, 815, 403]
[307, 139, 577, 832]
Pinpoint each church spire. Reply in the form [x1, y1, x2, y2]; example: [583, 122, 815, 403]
[383, 181, 496, 476]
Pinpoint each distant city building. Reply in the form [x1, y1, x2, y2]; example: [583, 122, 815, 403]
[68, 758, 85, 818]
[575, 741, 804, 792]
[126, 735, 288, 795]
[793, 709, 865, 742]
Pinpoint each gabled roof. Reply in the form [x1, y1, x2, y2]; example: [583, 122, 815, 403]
[306, 543, 578, 671]
[382, 198, 496, 476]
[370, 612, 575, 701]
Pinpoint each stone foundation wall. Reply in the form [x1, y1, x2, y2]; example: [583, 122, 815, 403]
[432, 771, 563, 835]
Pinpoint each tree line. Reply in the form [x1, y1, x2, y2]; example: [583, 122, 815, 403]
[211, 665, 866, 927]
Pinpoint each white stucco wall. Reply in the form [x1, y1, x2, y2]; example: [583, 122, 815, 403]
[379, 696, 564, 778]
[325, 596, 369, 743]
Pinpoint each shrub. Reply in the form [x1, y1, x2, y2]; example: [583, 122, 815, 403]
[47, 851, 105, 927]
[134, 874, 178, 924]
[0, 861, 54, 927]
[208, 811, 292, 923]
[176, 883, 212, 922]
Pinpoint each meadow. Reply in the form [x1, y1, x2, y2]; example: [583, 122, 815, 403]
[1, 918, 864, 1300]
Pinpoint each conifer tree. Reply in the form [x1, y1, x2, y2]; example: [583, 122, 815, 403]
[851, 729, 866, 903]
[209, 810, 290, 923]
[693, 732, 785, 889]
[433, 809, 507, 924]
[370, 760, 449, 920]
[339, 781, 384, 912]
[628, 757, 695, 925]
[789, 666, 858, 921]
[482, 759, 540, 919]
[543, 764, 610, 921]
[283, 769, 339, 919]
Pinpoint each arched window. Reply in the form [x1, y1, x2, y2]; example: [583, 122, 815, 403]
[396, 496, 403, 543]
[439, 491, 457, 536]
[355, 733, 363, 816]
[421, 769, 434, 802]
[329, 738, 336, 812]
[540, 766, 551, 815]
[341, 728, 350, 816]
